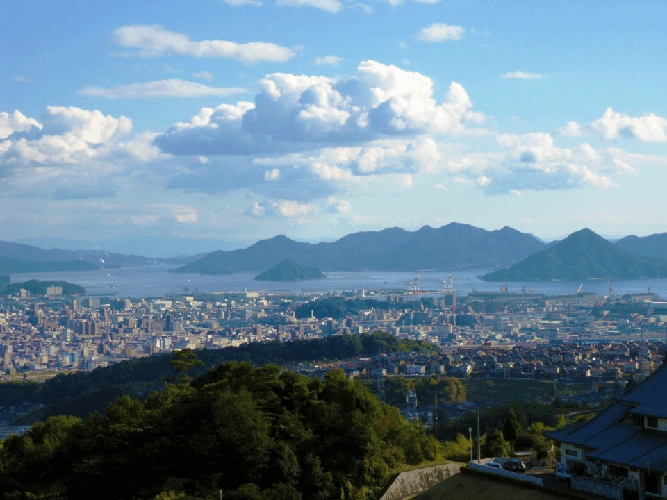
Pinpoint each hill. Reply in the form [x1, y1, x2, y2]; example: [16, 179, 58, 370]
[482, 228, 667, 281]
[1, 332, 437, 422]
[254, 258, 325, 281]
[0, 361, 437, 499]
[3, 280, 86, 296]
[414, 469, 565, 500]
[174, 223, 546, 274]
[616, 232, 667, 259]
[0, 256, 99, 273]
[0, 239, 201, 268]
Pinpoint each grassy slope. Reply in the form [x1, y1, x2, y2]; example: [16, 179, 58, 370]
[412, 474, 567, 500]
[461, 378, 591, 402]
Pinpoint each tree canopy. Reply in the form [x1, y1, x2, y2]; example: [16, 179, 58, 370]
[0, 362, 437, 500]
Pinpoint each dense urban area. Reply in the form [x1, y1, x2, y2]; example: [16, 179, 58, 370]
[2, 276, 666, 383]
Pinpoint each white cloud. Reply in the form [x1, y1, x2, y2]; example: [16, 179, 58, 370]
[560, 121, 582, 137]
[0, 106, 132, 166]
[155, 60, 483, 156]
[589, 107, 667, 143]
[14, 76, 31, 83]
[264, 168, 280, 180]
[271, 199, 318, 217]
[78, 79, 246, 99]
[356, 3, 373, 13]
[415, 23, 465, 42]
[174, 207, 198, 223]
[224, 0, 262, 5]
[315, 55, 343, 66]
[326, 196, 351, 213]
[276, 0, 342, 12]
[476, 175, 491, 186]
[249, 202, 266, 216]
[0, 110, 42, 139]
[414, 0, 439, 4]
[113, 25, 295, 63]
[501, 71, 545, 80]
[193, 71, 214, 80]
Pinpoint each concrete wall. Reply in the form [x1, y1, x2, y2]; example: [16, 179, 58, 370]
[379, 463, 462, 500]
[570, 476, 623, 500]
[468, 462, 544, 486]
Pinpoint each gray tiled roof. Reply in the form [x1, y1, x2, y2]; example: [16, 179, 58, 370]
[546, 363, 667, 473]
[546, 402, 631, 444]
[588, 427, 667, 473]
[620, 362, 667, 417]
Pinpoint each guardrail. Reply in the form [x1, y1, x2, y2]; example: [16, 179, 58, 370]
[468, 461, 544, 486]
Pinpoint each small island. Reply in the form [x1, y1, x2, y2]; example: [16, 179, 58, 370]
[2, 280, 87, 296]
[254, 259, 325, 281]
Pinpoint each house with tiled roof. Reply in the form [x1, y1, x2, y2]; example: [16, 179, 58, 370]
[548, 361, 667, 499]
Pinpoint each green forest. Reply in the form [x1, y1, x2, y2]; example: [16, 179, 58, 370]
[0, 361, 437, 500]
[0, 332, 437, 423]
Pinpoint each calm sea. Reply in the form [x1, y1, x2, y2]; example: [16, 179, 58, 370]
[7, 266, 667, 300]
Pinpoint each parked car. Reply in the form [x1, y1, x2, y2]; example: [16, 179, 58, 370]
[555, 463, 571, 484]
[502, 459, 526, 473]
[486, 461, 502, 469]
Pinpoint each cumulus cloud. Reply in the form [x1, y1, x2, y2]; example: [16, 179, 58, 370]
[0, 111, 42, 139]
[0, 106, 132, 166]
[589, 107, 667, 143]
[224, 0, 262, 5]
[271, 199, 318, 217]
[560, 121, 582, 137]
[277, 0, 342, 11]
[415, 23, 465, 42]
[248, 202, 266, 216]
[113, 25, 295, 63]
[501, 71, 545, 80]
[475, 132, 639, 194]
[264, 168, 280, 180]
[78, 79, 246, 99]
[315, 55, 343, 66]
[155, 60, 483, 156]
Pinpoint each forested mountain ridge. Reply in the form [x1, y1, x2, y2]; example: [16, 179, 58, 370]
[0, 362, 438, 499]
[0, 255, 99, 273]
[3, 332, 438, 423]
[616, 232, 667, 260]
[174, 223, 546, 274]
[483, 228, 667, 281]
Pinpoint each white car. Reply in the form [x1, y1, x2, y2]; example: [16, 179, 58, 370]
[555, 464, 571, 483]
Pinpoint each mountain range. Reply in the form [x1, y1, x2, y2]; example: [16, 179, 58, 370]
[173, 223, 547, 274]
[0, 256, 99, 274]
[2, 225, 667, 276]
[615, 233, 667, 260]
[482, 228, 667, 281]
[0, 240, 202, 269]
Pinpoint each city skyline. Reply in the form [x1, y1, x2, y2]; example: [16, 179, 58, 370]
[3, 0, 667, 255]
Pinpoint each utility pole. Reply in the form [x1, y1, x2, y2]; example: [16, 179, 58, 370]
[433, 392, 438, 440]
[469, 426, 473, 463]
[476, 407, 481, 464]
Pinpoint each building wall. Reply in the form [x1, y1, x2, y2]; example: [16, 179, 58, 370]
[561, 443, 582, 464]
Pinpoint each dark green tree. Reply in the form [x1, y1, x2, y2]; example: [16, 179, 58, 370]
[481, 430, 511, 458]
[503, 407, 522, 447]
[170, 348, 204, 383]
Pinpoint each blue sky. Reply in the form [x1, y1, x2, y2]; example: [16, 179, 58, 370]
[2, 0, 667, 256]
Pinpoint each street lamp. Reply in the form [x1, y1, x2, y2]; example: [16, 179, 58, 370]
[469, 427, 473, 463]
